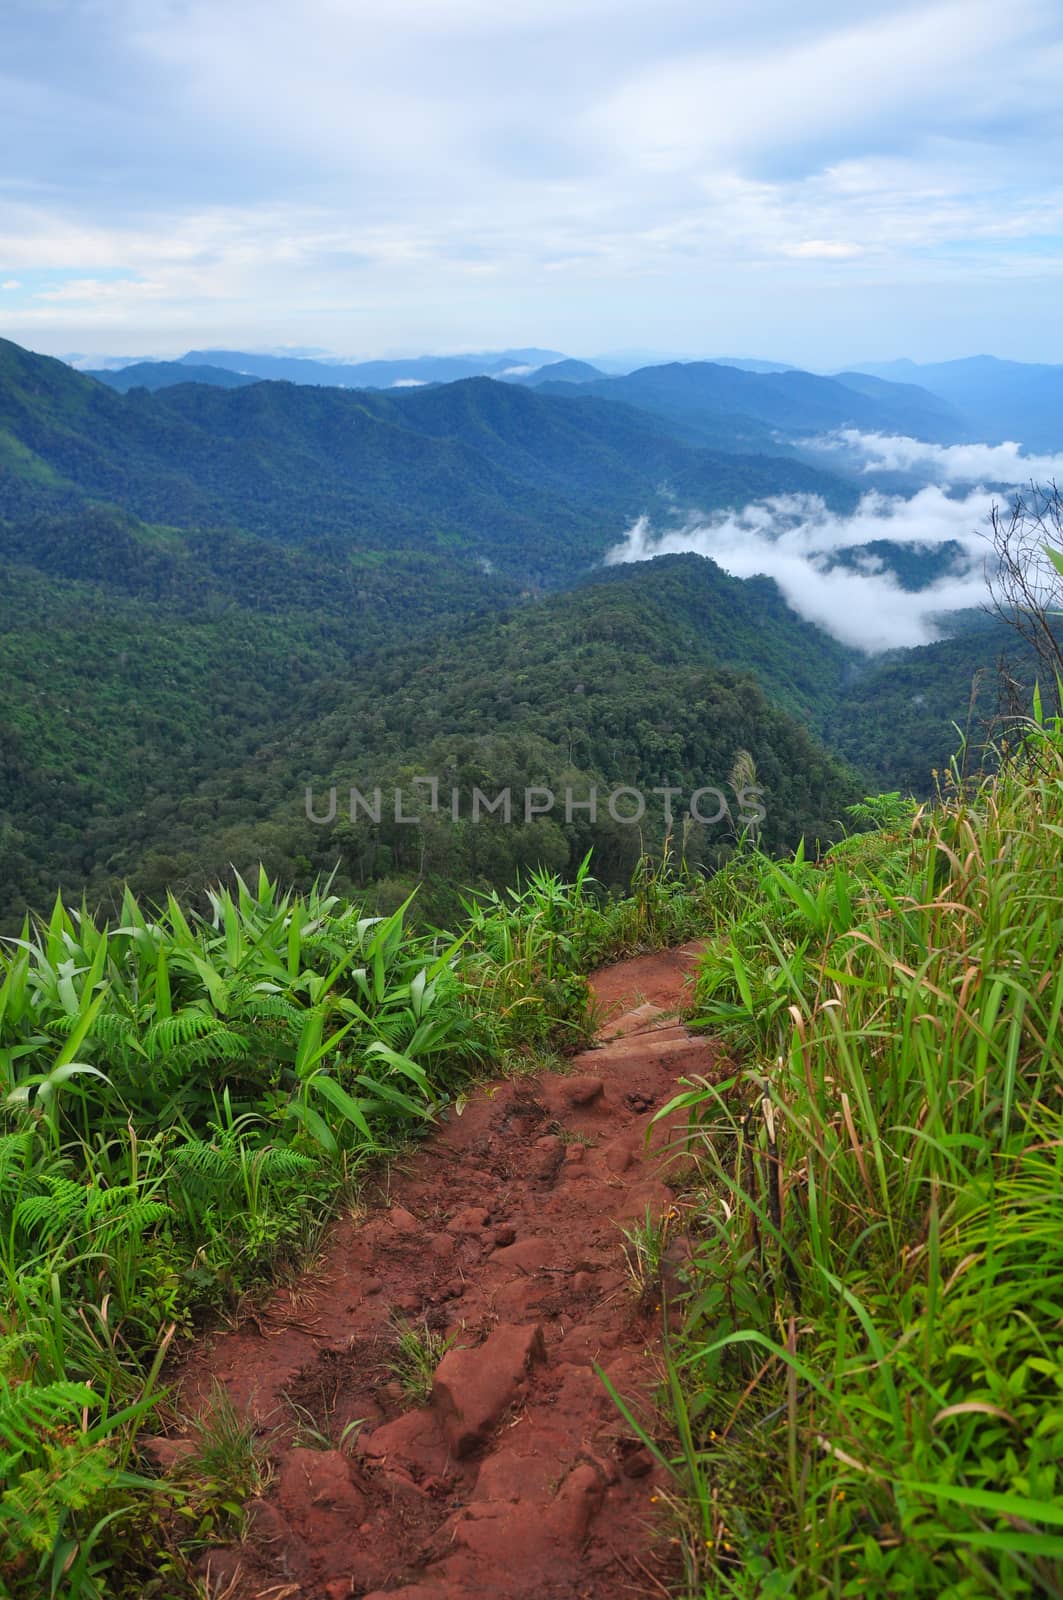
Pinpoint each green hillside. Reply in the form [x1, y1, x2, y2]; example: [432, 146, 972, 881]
[831, 611, 1037, 789]
[3, 532, 1021, 935]
[84, 361, 258, 392]
[539, 359, 970, 447]
[0, 336, 1028, 935]
[0, 339, 855, 583]
[0, 547, 865, 926]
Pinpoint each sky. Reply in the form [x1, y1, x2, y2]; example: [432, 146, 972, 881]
[2, 0, 1063, 365]
[606, 429, 1063, 650]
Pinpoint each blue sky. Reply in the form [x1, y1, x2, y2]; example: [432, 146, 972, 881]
[2, 0, 1062, 366]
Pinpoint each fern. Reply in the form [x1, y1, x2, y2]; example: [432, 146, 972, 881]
[173, 1027, 250, 1068]
[0, 1378, 94, 1473]
[14, 1177, 87, 1239]
[14, 1178, 170, 1251]
[0, 1130, 37, 1204]
[86, 1009, 143, 1057]
[2, 1437, 117, 1561]
[143, 1008, 218, 1056]
[168, 1137, 312, 1193]
[167, 1139, 237, 1183]
[250, 1146, 314, 1180]
[83, 1186, 171, 1247]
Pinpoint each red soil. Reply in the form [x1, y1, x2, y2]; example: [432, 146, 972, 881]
[161, 942, 715, 1600]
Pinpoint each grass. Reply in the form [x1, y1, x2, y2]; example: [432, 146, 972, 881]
[281, 1396, 365, 1455]
[0, 872, 493, 1595]
[645, 743, 1063, 1596]
[620, 1206, 675, 1300]
[3, 824, 919, 1593]
[385, 1317, 455, 1405]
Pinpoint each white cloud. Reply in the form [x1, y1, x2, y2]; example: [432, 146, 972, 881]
[591, 1, 1063, 179]
[783, 240, 865, 259]
[1, 279, 20, 289]
[34, 276, 169, 304]
[605, 485, 993, 651]
[816, 429, 1063, 483]
[4, 0, 1063, 356]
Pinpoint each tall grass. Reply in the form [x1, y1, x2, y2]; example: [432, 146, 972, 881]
[0, 846, 703, 1593]
[458, 842, 714, 1059]
[657, 736, 1063, 1596]
[0, 871, 486, 1595]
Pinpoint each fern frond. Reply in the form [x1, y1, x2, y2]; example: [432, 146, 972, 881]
[0, 1131, 37, 1201]
[0, 1378, 94, 1467]
[14, 1177, 86, 1238]
[252, 1146, 315, 1179]
[144, 1009, 217, 1057]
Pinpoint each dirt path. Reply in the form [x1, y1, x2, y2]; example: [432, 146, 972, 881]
[171, 941, 715, 1600]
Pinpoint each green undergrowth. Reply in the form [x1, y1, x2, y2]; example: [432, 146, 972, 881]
[0, 846, 712, 1595]
[649, 733, 1063, 1597]
[459, 842, 715, 1060]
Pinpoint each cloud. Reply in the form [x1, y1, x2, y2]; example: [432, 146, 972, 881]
[4, 0, 1063, 358]
[34, 276, 169, 304]
[783, 240, 865, 259]
[591, 0, 1063, 181]
[816, 429, 1063, 483]
[1, 279, 20, 290]
[604, 486, 993, 651]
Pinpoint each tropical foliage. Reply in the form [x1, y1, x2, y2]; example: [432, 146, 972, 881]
[649, 719, 1063, 1597]
[0, 872, 492, 1594]
[0, 846, 717, 1594]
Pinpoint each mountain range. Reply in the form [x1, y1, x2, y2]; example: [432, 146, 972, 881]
[1, 336, 860, 583]
[174, 346, 563, 388]
[0, 333, 1041, 927]
[850, 355, 1063, 451]
[76, 342, 1063, 453]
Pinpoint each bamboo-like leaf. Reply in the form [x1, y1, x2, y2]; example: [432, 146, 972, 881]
[309, 1073, 378, 1144]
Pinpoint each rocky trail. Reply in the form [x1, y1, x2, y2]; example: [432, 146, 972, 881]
[160, 943, 719, 1600]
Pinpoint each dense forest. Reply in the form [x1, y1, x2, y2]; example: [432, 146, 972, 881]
[0, 331, 1059, 1600]
[0, 337, 1034, 929]
[0, 337, 855, 583]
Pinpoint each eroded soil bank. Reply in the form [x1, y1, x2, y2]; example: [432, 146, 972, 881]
[161, 942, 716, 1600]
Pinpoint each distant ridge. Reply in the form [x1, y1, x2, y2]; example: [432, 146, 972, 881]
[521, 359, 605, 385]
[848, 354, 1063, 450]
[709, 356, 798, 373]
[537, 359, 970, 447]
[85, 361, 257, 393]
[177, 347, 566, 389]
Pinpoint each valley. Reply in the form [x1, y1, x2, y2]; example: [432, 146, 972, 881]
[0, 330, 1059, 1600]
[0, 336, 1041, 930]
[6, 4, 1063, 1592]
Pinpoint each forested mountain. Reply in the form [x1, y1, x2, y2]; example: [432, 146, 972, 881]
[830, 370, 968, 439]
[0, 502, 1015, 930]
[0, 548, 865, 924]
[851, 354, 1063, 450]
[521, 359, 606, 385]
[0, 497, 521, 919]
[84, 361, 258, 392]
[831, 611, 1036, 791]
[538, 359, 971, 446]
[0, 334, 1026, 932]
[822, 538, 972, 590]
[0, 337, 853, 582]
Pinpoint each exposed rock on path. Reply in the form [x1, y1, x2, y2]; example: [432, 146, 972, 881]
[180, 941, 714, 1599]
